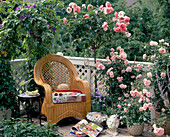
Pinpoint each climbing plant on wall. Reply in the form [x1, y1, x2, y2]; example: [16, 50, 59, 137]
[0, 0, 64, 115]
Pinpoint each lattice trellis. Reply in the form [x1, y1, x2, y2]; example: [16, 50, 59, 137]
[42, 61, 70, 91]
[10, 60, 27, 95]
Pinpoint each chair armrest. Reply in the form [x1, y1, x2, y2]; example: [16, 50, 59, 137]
[71, 79, 91, 103]
[41, 83, 53, 104]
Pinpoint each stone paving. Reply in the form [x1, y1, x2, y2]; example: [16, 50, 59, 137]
[30, 116, 167, 137]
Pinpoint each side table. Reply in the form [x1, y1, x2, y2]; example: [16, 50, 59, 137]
[18, 92, 41, 122]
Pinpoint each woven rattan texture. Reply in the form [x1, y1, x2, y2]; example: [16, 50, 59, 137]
[42, 61, 70, 91]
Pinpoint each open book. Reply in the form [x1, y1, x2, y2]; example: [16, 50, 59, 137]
[70, 119, 103, 137]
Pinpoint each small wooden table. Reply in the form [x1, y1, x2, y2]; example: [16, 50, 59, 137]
[18, 92, 41, 122]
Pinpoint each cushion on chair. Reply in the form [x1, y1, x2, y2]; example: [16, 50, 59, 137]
[52, 90, 86, 104]
[57, 84, 69, 90]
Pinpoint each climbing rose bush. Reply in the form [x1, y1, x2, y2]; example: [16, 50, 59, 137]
[95, 47, 143, 107]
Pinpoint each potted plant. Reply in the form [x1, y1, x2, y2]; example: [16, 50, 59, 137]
[116, 79, 153, 136]
[143, 39, 170, 135]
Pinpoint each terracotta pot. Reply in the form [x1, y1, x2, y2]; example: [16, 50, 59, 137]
[127, 123, 144, 136]
[155, 111, 170, 135]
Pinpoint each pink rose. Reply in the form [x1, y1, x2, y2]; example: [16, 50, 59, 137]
[142, 89, 148, 94]
[124, 103, 127, 106]
[117, 76, 123, 82]
[126, 67, 132, 72]
[124, 60, 129, 64]
[150, 41, 158, 46]
[63, 17, 67, 24]
[121, 69, 126, 73]
[107, 67, 113, 75]
[154, 127, 164, 136]
[117, 105, 121, 108]
[103, 27, 108, 31]
[151, 55, 155, 60]
[125, 32, 131, 38]
[69, 2, 76, 8]
[95, 11, 98, 15]
[104, 7, 114, 14]
[99, 5, 103, 9]
[118, 11, 125, 16]
[146, 92, 151, 97]
[82, 4, 86, 8]
[143, 103, 148, 110]
[66, 7, 72, 13]
[93, 70, 96, 76]
[102, 22, 108, 28]
[87, 4, 93, 10]
[108, 61, 112, 64]
[105, 1, 111, 7]
[146, 98, 150, 103]
[161, 72, 166, 77]
[130, 90, 135, 97]
[83, 14, 89, 18]
[161, 108, 165, 112]
[159, 39, 164, 43]
[124, 108, 128, 112]
[159, 47, 166, 53]
[99, 81, 103, 84]
[139, 107, 144, 111]
[114, 11, 118, 18]
[119, 84, 127, 89]
[147, 72, 152, 78]
[164, 42, 169, 46]
[76, 6, 81, 12]
[110, 52, 114, 56]
[136, 74, 142, 79]
[124, 16, 130, 23]
[131, 75, 135, 79]
[143, 54, 147, 59]
[124, 93, 129, 98]
[143, 78, 151, 86]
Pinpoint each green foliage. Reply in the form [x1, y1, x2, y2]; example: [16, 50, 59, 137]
[0, 0, 64, 113]
[0, 118, 62, 137]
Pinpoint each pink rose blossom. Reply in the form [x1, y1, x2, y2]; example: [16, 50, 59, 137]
[114, 11, 118, 18]
[151, 55, 155, 60]
[102, 22, 108, 28]
[118, 97, 121, 100]
[142, 89, 148, 94]
[119, 84, 127, 89]
[87, 4, 93, 10]
[124, 103, 127, 106]
[66, 7, 72, 13]
[147, 72, 152, 78]
[82, 4, 86, 8]
[103, 27, 108, 31]
[63, 17, 67, 24]
[117, 76, 123, 82]
[136, 74, 142, 79]
[107, 67, 113, 75]
[105, 1, 111, 7]
[131, 75, 135, 79]
[124, 16, 130, 23]
[143, 78, 151, 86]
[121, 70, 126, 73]
[164, 42, 169, 46]
[112, 17, 117, 22]
[69, 2, 76, 8]
[124, 108, 128, 112]
[108, 61, 112, 64]
[161, 108, 165, 112]
[93, 70, 96, 76]
[146, 92, 151, 97]
[117, 105, 121, 108]
[76, 6, 81, 12]
[83, 14, 89, 18]
[118, 11, 125, 16]
[130, 90, 135, 97]
[161, 72, 166, 77]
[159, 39, 164, 43]
[95, 11, 98, 15]
[126, 67, 132, 72]
[99, 81, 103, 84]
[124, 60, 129, 64]
[146, 98, 150, 103]
[153, 127, 164, 136]
[110, 48, 115, 52]
[143, 54, 147, 59]
[110, 52, 114, 56]
[150, 41, 158, 46]
[159, 47, 166, 53]
[125, 32, 131, 37]
[99, 5, 103, 9]
[139, 107, 144, 111]
[124, 93, 129, 98]
[143, 103, 148, 110]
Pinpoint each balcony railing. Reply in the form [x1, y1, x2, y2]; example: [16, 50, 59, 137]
[10, 55, 152, 95]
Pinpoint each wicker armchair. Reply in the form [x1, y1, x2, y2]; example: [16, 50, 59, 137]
[34, 54, 91, 125]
